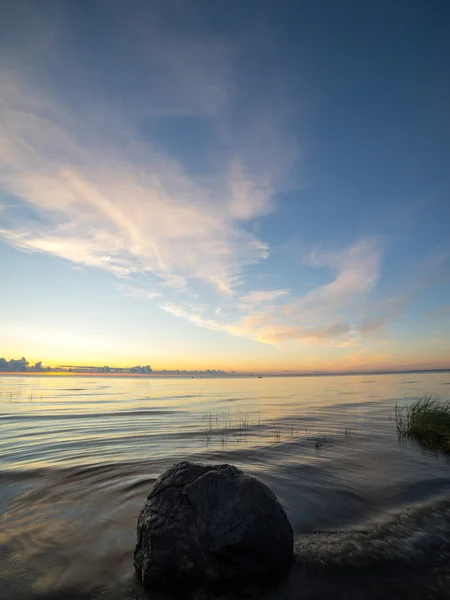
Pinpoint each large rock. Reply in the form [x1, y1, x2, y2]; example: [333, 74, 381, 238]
[134, 461, 294, 588]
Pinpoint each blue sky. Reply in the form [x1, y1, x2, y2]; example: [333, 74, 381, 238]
[1, 0, 449, 372]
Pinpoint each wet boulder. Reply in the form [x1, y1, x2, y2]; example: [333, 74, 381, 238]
[134, 461, 294, 589]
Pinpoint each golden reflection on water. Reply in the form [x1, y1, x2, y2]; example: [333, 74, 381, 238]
[1, 373, 450, 599]
[1, 372, 449, 472]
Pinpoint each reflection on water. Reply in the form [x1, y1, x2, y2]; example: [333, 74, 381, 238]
[1, 373, 450, 599]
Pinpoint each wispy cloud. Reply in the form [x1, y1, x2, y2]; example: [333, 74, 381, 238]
[0, 4, 308, 351]
[359, 295, 407, 336]
[240, 288, 290, 305]
[1, 6, 435, 354]
[287, 238, 382, 321]
[243, 238, 384, 345]
[0, 70, 290, 293]
[117, 284, 162, 300]
[161, 303, 232, 335]
[158, 239, 386, 347]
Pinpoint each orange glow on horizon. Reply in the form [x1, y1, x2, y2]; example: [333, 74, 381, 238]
[7, 353, 450, 376]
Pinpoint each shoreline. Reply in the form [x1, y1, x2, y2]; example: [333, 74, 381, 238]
[0, 368, 449, 379]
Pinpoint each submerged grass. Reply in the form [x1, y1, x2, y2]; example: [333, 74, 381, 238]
[396, 395, 450, 453]
[202, 410, 352, 450]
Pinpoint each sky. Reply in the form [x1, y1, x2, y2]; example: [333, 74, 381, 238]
[1, 0, 449, 373]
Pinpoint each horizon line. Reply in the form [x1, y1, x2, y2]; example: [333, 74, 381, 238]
[1, 367, 449, 378]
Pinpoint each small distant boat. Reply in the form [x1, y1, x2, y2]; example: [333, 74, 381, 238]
[257, 376, 263, 379]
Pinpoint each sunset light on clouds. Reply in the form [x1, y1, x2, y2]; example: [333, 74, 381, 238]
[1, 1, 449, 373]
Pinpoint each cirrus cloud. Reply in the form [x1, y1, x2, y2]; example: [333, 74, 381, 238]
[0, 71, 287, 294]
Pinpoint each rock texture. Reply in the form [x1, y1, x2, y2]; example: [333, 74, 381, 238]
[134, 461, 294, 588]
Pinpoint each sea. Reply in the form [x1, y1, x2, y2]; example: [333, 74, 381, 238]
[1, 372, 450, 600]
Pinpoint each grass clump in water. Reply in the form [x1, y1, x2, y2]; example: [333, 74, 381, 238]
[396, 395, 450, 453]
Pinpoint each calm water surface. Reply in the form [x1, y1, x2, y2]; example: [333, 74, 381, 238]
[1, 373, 450, 599]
